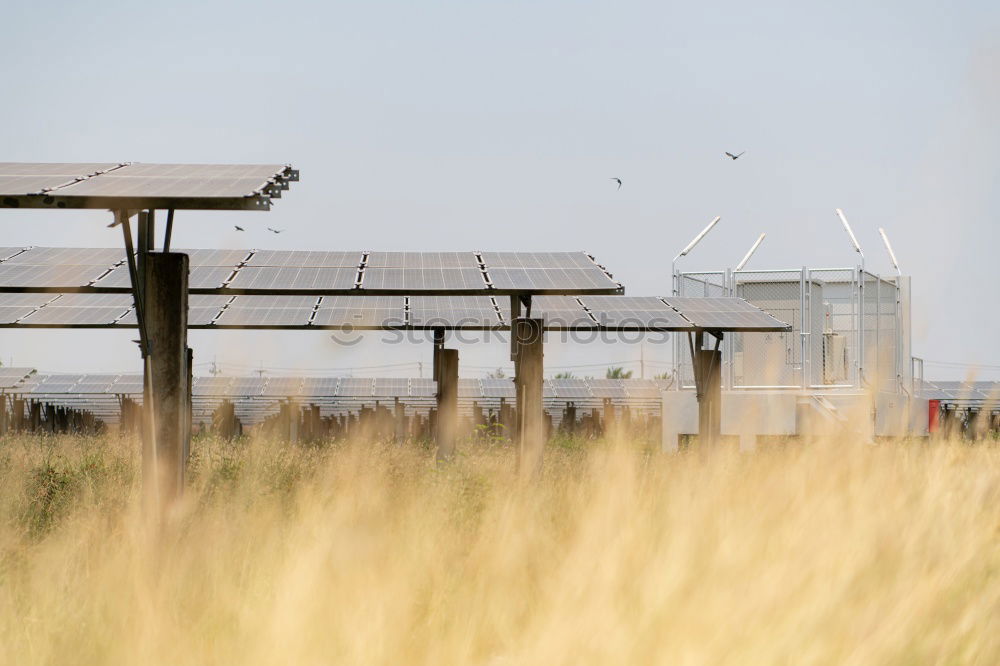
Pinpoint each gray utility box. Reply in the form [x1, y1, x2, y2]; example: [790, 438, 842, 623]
[734, 279, 825, 388]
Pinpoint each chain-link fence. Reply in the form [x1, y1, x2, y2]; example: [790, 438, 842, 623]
[673, 267, 905, 393]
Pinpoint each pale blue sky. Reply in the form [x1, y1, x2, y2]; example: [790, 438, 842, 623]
[1, 1, 997, 379]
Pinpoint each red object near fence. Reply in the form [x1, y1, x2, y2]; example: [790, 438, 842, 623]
[928, 399, 940, 433]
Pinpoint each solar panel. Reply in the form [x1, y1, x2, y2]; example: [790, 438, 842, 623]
[179, 249, 251, 267]
[193, 377, 233, 396]
[366, 252, 480, 269]
[587, 379, 628, 399]
[247, 251, 362, 267]
[0, 305, 46, 324]
[225, 378, 265, 396]
[115, 306, 221, 327]
[301, 378, 340, 395]
[581, 296, 692, 330]
[548, 379, 592, 399]
[0, 248, 623, 296]
[663, 297, 789, 331]
[215, 307, 314, 326]
[262, 377, 304, 396]
[0, 367, 33, 389]
[50, 165, 286, 198]
[480, 378, 516, 398]
[338, 378, 374, 397]
[191, 295, 235, 308]
[0, 292, 57, 307]
[91, 265, 234, 289]
[5, 247, 125, 266]
[621, 380, 663, 399]
[0, 264, 110, 287]
[373, 378, 410, 397]
[45, 293, 133, 307]
[530, 296, 594, 328]
[408, 296, 500, 328]
[458, 379, 483, 398]
[0, 163, 121, 195]
[487, 268, 618, 292]
[409, 379, 437, 397]
[360, 268, 486, 291]
[0, 163, 296, 210]
[312, 296, 405, 327]
[481, 252, 598, 270]
[20, 305, 132, 325]
[226, 266, 358, 291]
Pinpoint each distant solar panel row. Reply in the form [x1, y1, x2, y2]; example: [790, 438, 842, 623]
[919, 380, 1000, 403]
[9, 375, 674, 400]
[0, 163, 298, 210]
[0, 293, 788, 331]
[0, 247, 622, 296]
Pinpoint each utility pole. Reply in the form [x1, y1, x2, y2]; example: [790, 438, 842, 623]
[640, 342, 645, 379]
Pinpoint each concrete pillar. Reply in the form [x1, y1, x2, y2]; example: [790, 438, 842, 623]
[695, 348, 723, 446]
[12, 398, 24, 431]
[289, 401, 299, 443]
[29, 402, 41, 432]
[514, 318, 544, 477]
[603, 398, 616, 440]
[143, 252, 189, 511]
[564, 402, 577, 435]
[435, 348, 459, 462]
[394, 398, 406, 442]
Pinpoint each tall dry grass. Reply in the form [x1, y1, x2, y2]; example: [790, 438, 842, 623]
[0, 432, 997, 665]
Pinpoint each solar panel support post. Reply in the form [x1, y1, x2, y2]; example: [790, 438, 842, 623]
[435, 348, 459, 463]
[185, 346, 193, 463]
[163, 209, 175, 253]
[692, 331, 723, 447]
[514, 318, 544, 479]
[118, 211, 149, 358]
[393, 397, 406, 443]
[142, 252, 189, 516]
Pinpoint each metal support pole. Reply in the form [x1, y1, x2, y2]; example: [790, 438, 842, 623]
[514, 318, 544, 477]
[691, 331, 723, 447]
[858, 267, 865, 386]
[435, 348, 459, 462]
[185, 346, 193, 463]
[800, 266, 808, 390]
[163, 209, 175, 252]
[142, 252, 189, 514]
[118, 211, 149, 357]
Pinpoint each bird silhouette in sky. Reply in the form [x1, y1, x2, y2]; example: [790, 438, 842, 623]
[725, 151, 745, 160]
[267, 227, 284, 234]
[234, 225, 245, 231]
[610, 177, 622, 189]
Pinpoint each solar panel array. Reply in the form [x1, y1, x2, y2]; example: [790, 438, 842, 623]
[0, 284, 788, 333]
[7, 374, 675, 425]
[0, 247, 622, 296]
[0, 367, 35, 389]
[920, 380, 1000, 404]
[0, 163, 298, 210]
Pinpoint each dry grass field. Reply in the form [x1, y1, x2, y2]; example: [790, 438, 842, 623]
[0, 432, 997, 665]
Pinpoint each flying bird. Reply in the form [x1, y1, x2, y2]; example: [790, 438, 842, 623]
[267, 227, 284, 234]
[234, 225, 245, 232]
[725, 151, 745, 160]
[610, 177, 622, 190]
